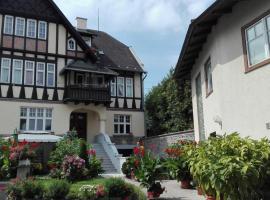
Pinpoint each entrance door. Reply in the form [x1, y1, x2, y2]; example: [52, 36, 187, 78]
[76, 73, 85, 85]
[195, 73, 206, 141]
[70, 112, 87, 140]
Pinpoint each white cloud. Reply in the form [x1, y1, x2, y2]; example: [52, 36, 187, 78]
[53, 0, 214, 34]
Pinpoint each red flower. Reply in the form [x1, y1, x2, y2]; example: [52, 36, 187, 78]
[134, 159, 140, 167]
[30, 142, 39, 149]
[133, 147, 140, 155]
[86, 149, 96, 156]
[1, 145, 8, 152]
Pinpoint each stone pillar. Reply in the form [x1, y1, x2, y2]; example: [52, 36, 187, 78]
[99, 119, 106, 134]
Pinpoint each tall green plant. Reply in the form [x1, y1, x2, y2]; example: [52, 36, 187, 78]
[186, 133, 270, 200]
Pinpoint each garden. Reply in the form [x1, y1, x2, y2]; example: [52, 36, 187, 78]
[0, 131, 147, 200]
[122, 133, 270, 200]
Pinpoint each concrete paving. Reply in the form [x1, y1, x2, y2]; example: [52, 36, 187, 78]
[125, 179, 205, 200]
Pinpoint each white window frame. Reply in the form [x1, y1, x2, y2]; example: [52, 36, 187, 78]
[20, 107, 53, 132]
[67, 38, 76, 50]
[113, 115, 131, 134]
[27, 19, 37, 38]
[205, 59, 213, 95]
[47, 63, 55, 87]
[15, 17, 25, 37]
[24, 60, 35, 85]
[117, 77, 125, 97]
[12, 59, 23, 84]
[126, 78, 133, 97]
[0, 58, 11, 83]
[4, 15, 14, 35]
[38, 21, 47, 40]
[110, 77, 116, 96]
[36, 62, 45, 86]
[245, 15, 270, 67]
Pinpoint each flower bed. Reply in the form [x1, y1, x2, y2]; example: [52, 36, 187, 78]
[6, 177, 147, 200]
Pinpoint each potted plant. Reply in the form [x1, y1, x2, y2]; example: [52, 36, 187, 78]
[134, 148, 165, 199]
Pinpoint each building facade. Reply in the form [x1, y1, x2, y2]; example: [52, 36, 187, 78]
[175, 0, 270, 140]
[0, 0, 145, 151]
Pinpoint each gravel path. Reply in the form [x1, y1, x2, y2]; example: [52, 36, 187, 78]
[125, 179, 205, 200]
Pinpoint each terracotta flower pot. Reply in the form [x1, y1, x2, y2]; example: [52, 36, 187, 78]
[197, 186, 203, 195]
[206, 195, 216, 200]
[180, 180, 191, 189]
[147, 191, 161, 199]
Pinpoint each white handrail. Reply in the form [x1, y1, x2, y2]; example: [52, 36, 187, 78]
[96, 133, 126, 173]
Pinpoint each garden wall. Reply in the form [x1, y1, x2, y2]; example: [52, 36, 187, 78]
[143, 130, 194, 157]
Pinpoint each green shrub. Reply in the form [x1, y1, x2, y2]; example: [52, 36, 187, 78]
[79, 140, 90, 168]
[6, 179, 43, 200]
[43, 179, 71, 200]
[88, 156, 104, 178]
[49, 138, 82, 166]
[105, 178, 133, 198]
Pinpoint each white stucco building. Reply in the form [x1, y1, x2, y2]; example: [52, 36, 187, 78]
[175, 0, 270, 141]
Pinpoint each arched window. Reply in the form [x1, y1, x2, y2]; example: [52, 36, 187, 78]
[67, 38, 76, 50]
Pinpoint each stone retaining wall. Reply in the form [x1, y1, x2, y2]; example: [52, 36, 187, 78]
[143, 130, 194, 157]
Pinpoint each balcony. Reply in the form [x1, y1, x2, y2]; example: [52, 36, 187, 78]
[63, 84, 111, 105]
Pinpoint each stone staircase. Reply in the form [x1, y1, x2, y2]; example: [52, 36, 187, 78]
[92, 143, 118, 174]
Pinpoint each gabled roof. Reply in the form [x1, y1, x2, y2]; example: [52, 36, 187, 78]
[175, 0, 245, 82]
[0, 0, 97, 61]
[77, 29, 145, 73]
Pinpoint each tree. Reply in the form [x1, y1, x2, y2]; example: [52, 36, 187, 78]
[145, 68, 193, 137]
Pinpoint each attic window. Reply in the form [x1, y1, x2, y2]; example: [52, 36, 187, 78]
[67, 38, 76, 51]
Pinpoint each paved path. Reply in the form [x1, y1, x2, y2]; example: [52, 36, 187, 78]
[125, 179, 205, 200]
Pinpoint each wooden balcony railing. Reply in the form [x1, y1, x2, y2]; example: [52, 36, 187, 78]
[63, 84, 111, 104]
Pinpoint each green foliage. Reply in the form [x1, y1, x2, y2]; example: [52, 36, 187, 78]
[134, 152, 164, 189]
[186, 133, 270, 200]
[145, 69, 193, 136]
[43, 179, 71, 200]
[121, 157, 135, 178]
[79, 140, 90, 168]
[49, 138, 82, 166]
[7, 179, 43, 200]
[105, 178, 133, 198]
[88, 156, 104, 178]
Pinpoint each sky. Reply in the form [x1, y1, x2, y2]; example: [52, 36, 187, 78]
[54, 0, 215, 94]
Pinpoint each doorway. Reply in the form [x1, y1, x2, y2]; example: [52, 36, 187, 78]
[70, 112, 87, 140]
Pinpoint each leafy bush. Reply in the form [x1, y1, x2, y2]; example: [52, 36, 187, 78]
[49, 138, 82, 167]
[88, 154, 104, 178]
[186, 133, 270, 200]
[6, 179, 43, 200]
[43, 179, 71, 200]
[122, 157, 135, 178]
[105, 178, 133, 198]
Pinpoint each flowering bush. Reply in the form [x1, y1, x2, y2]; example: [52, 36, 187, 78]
[62, 155, 86, 181]
[9, 140, 39, 162]
[0, 137, 12, 179]
[164, 140, 195, 182]
[78, 185, 106, 199]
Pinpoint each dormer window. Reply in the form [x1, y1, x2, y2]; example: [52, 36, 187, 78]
[68, 38, 76, 50]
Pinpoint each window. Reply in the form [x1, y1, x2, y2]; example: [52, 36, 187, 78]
[245, 15, 270, 67]
[204, 59, 213, 95]
[47, 63, 55, 87]
[38, 21, 47, 39]
[12, 59, 23, 84]
[117, 77, 124, 97]
[4, 15, 14, 35]
[20, 107, 52, 131]
[114, 115, 131, 134]
[67, 38, 76, 50]
[36, 62, 45, 86]
[110, 77, 116, 96]
[24, 61, 35, 85]
[15, 17, 25, 36]
[27, 19, 36, 38]
[1, 58, 11, 83]
[126, 78, 133, 97]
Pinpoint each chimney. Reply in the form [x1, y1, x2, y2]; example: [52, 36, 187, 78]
[76, 17, 88, 29]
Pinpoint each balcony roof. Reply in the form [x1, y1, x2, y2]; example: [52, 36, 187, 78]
[60, 60, 118, 76]
[174, 0, 245, 82]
